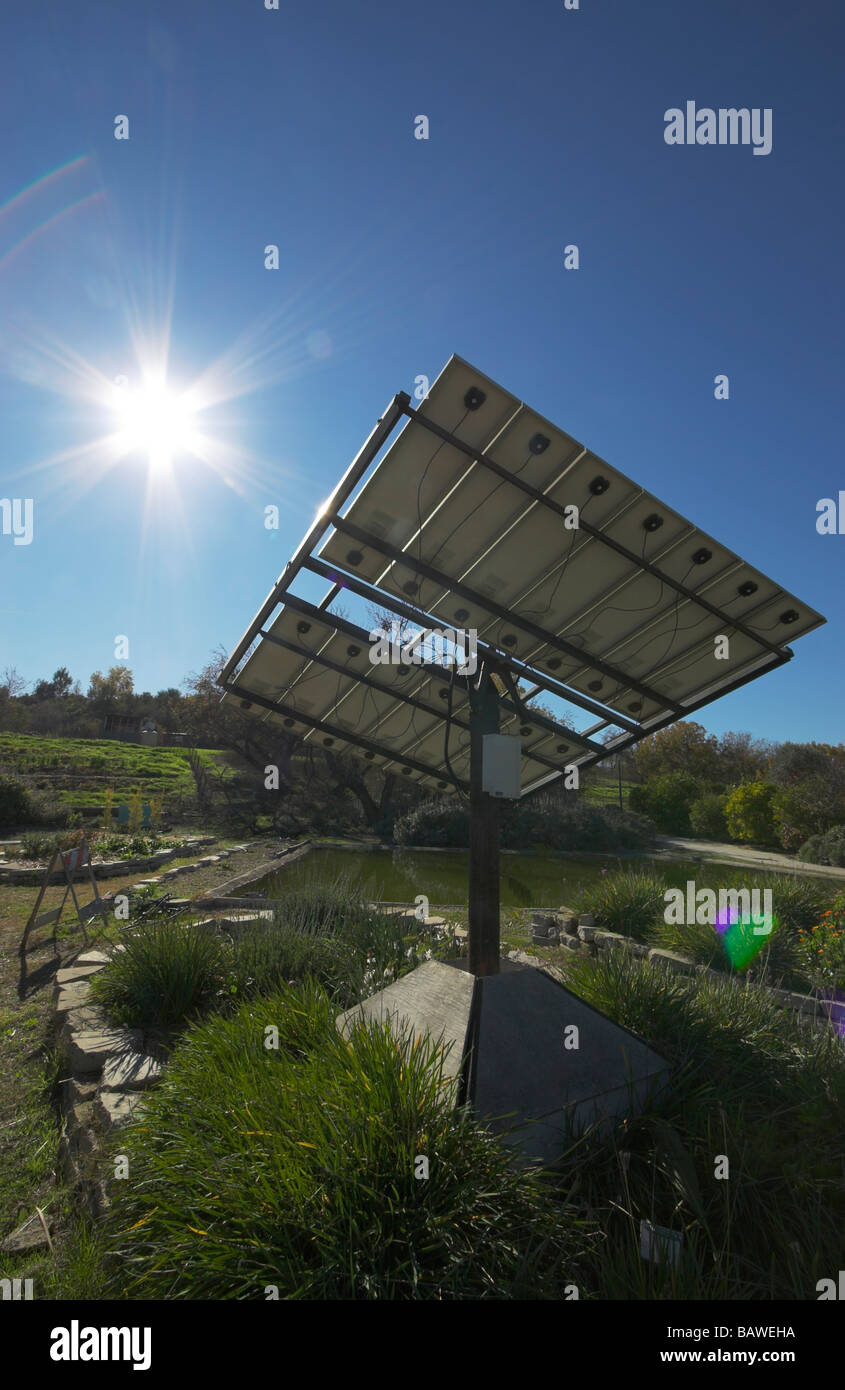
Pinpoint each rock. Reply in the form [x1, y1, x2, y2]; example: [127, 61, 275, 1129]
[578, 913, 595, 927]
[577, 925, 597, 942]
[65, 1026, 143, 1074]
[58, 1076, 98, 1122]
[101, 1050, 162, 1091]
[1, 1212, 52, 1253]
[55, 964, 107, 987]
[60, 1006, 109, 1046]
[54, 980, 92, 1014]
[74, 950, 112, 966]
[647, 948, 696, 975]
[95, 1089, 144, 1128]
[594, 930, 630, 950]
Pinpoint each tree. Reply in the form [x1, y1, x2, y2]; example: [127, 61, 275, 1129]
[51, 667, 73, 698]
[87, 666, 135, 714]
[724, 782, 778, 845]
[632, 721, 722, 785]
[0, 666, 27, 698]
[629, 771, 703, 833]
[716, 731, 770, 785]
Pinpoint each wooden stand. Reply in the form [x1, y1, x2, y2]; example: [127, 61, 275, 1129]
[20, 836, 107, 957]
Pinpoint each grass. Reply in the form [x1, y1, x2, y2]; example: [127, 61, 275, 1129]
[89, 918, 226, 1038]
[88, 873, 460, 1036]
[0, 732, 233, 811]
[558, 950, 845, 1298]
[574, 869, 667, 939]
[96, 983, 589, 1300]
[573, 867, 833, 988]
[83, 949, 845, 1300]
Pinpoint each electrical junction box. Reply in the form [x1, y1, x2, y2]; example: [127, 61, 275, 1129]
[482, 734, 522, 799]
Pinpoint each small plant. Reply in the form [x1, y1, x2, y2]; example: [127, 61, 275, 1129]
[102, 787, 114, 832]
[127, 788, 144, 836]
[89, 919, 225, 1036]
[797, 824, 845, 868]
[0, 773, 40, 829]
[573, 869, 667, 940]
[648, 911, 806, 989]
[797, 891, 845, 991]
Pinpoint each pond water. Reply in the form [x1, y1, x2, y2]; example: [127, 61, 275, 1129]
[234, 847, 817, 911]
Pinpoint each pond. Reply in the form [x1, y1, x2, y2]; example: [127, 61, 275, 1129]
[233, 847, 825, 911]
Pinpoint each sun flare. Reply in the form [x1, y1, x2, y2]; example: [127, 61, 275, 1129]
[110, 376, 199, 472]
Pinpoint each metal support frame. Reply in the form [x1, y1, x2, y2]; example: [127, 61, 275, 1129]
[300, 556, 641, 735]
[220, 392, 411, 685]
[220, 680, 470, 789]
[326, 512, 680, 713]
[220, 384, 810, 976]
[255, 591, 606, 760]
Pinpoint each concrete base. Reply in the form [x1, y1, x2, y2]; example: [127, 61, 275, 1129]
[337, 959, 671, 1167]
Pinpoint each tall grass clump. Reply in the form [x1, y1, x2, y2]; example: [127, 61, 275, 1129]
[226, 919, 362, 1007]
[99, 982, 588, 1299]
[574, 869, 667, 940]
[763, 874, 829, 932]
[561, 950, 845, 1298]
[267, 872, 451, 993]
[647, 914, 807, 989]
[89, 920, 225, 1036]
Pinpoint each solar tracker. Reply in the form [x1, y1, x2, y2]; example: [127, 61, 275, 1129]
[221, 354, 824, 800]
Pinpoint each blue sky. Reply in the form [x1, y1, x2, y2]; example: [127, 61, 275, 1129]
[0, 0, 843, 745]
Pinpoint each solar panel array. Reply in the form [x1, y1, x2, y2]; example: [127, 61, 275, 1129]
[223, 356, 824, 795]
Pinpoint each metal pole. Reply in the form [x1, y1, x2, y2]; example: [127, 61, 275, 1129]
[468, 664, 501, 977]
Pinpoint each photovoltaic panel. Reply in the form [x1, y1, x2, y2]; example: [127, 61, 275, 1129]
[222, 356, 824, 797]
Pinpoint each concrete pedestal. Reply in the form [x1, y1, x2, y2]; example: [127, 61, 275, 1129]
[337, 958, 671, 1167]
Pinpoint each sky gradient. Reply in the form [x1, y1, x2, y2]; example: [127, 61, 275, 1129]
[1, 0, 843, 744]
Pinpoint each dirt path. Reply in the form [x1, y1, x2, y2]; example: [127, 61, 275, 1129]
[653, 834, 845, 881]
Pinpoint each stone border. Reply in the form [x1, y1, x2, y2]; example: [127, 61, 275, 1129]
[529, 912, 844, 1034]
[53, 952, 164, 1219]
[195, 839, 311, 906]
[1, 835, 219, 886]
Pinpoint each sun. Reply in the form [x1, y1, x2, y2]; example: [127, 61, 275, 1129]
[110, 375, 199, 472]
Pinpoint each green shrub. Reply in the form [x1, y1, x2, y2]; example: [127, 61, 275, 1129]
[648, 912, 806, 989]
[226, 920, 362, 1008]
[89, 920, 225, 1036]
[393, 797, 653, 852]
[562, 950, 845, 1298]
[99, 986, 585, 1299]
[0, 773, 39, 828]
[724, 781, 778, 845]
[688, 792, 729, 841]
[628, 772, 703, 833]
[765, 874, 830, 932]
[798, 824, 845, 868]
[393, 798, 469, 847]
[574, 869, 667, 940]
